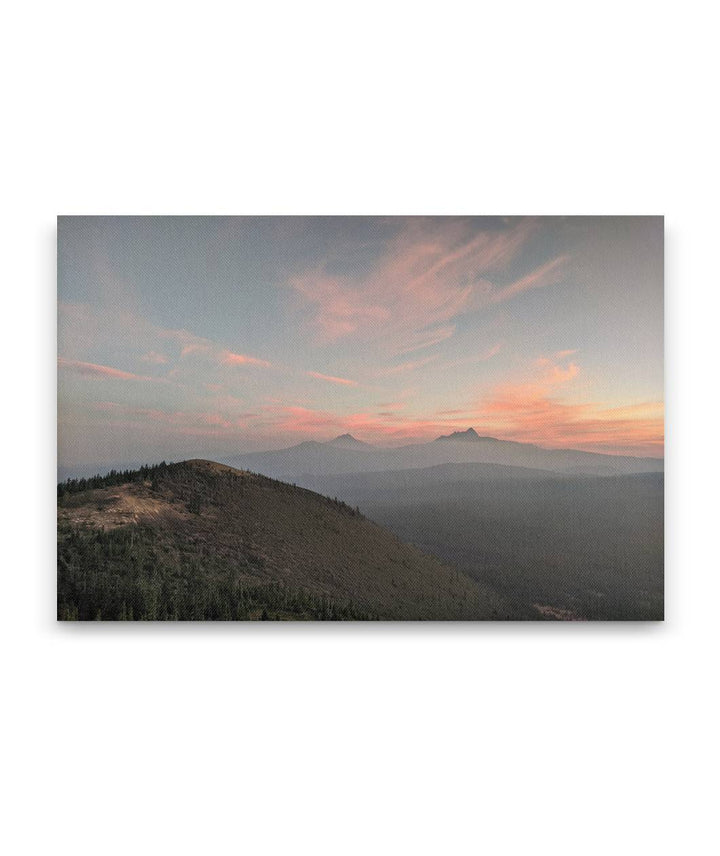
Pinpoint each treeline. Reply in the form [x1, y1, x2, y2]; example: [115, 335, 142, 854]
[57, 462, 173, 499]
[58, 524, 376, 621]
[57, 460, 363, 519]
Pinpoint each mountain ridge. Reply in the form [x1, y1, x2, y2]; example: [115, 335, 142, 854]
[435, 427, 499, 442]
[57, 459, 508, 620]
[325, 433, 371, 449]
[224, 431, 663, 481]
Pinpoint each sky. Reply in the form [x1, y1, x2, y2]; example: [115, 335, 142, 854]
[58, 216, 663, 469]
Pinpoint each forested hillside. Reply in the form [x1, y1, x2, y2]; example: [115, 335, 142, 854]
[57, 460, 509, 620]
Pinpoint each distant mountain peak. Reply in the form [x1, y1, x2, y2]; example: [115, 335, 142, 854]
[435, 427, 497, 442]
[326, 433, 370, 449]
[292, 440, 322, 450]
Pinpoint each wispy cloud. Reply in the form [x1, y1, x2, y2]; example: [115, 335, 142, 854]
[489, 255, 568, 304]
[288, 218, 566, 355]
[59, 303, 273, 376]
[307, 371, 358, 387]
[393, 325, 456, 356]
[220, 350, 272, 368]
[180, 342, 212, 358]
[91, 402, 257, 437]
[58, 358, 151, 382]
[483, 343, 502, 361]
[375, 355, 439, 376]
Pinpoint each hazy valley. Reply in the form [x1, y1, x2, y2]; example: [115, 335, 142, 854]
[58, 430, 663, 621]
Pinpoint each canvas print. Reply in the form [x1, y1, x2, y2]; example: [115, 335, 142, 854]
[57, 216, 663, 621]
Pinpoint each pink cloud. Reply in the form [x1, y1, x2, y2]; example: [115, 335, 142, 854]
[393, 325, 456, 356]
[375, 355, 439, 376]
[92, 402, 257, 437]
[461, 354, 663, 455]
[58, 358, 151, 382]
[473, 389, 664, 456]
[261, 406, 478, 445]
[221, 350, 272, 368]
[533, 356, 580, 384]
[255, 352, 663, 455]
[307, 371, 358, 387]
[489, 255, 568, 304]
[180, 342, 212, 358]
[288, 218, 566, 355]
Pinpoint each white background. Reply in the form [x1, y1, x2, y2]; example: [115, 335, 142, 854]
[2, 2, 718, 854]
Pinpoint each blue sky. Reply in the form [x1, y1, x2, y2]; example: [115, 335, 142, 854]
[58, 216, 663, 468]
